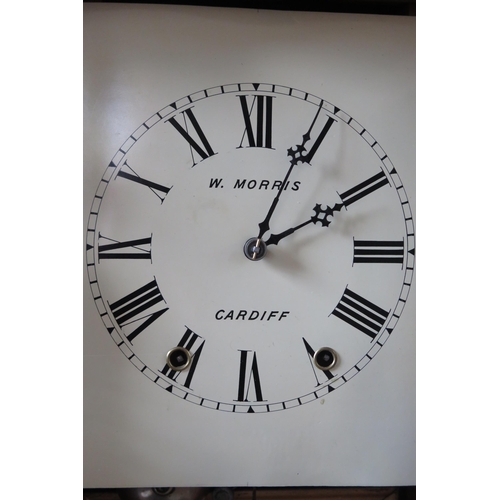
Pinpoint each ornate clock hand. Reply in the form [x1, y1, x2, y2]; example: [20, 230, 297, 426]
[264, 202, 343, 247]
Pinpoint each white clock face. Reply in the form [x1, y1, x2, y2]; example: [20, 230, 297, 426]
[86, 83, 415, 413]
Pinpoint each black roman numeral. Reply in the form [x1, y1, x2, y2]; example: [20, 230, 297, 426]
[160, 327, 205, 389]
[289, 103, 335, 165]
[339, 170, 389, 207]
[109, 279, 168, 343]
[167, 107, 216, 165]
[302, 338, 334, 385]
[117, 160, 171, 203]
[331, 287, 389, 339]
[353, 239, 404, 264]
[303, 115, 335, 163]
[238, 94, 273, 148]
[235, 350, 264, 402]
[98, 233, 152, 261]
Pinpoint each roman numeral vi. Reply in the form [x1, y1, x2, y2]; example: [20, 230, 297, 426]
[235, 350, 264, 402]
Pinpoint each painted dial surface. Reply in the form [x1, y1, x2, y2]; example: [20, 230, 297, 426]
[86, 83, 415, 413]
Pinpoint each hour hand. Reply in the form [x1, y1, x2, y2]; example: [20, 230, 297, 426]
[264, 202, 343, 247]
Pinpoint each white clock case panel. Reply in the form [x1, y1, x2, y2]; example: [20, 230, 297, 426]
[83, 4, 415, 488]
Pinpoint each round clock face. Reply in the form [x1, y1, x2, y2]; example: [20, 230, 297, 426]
[86, 83, 415, 413]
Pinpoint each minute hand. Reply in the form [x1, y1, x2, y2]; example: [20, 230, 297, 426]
[257, 161, 295, 239]
[264, 202, 343, 247]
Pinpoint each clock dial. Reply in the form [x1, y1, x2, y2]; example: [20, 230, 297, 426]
[86, 83, 415, 413]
